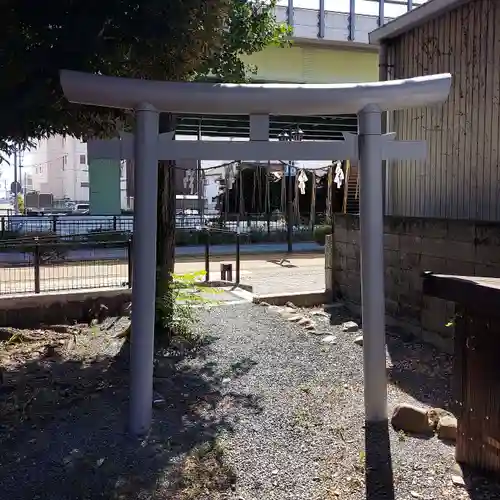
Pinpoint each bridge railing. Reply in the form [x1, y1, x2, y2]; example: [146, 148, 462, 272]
[276, 0, 427, 44]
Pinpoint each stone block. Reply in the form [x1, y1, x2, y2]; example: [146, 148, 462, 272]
[335, 254, 347, 272]
[335, 242, 347, 258]
[385, 249, 401, 268]
[344, 243, 357, 259]
[384, 216, 408, 235]
[421, 296, 449, 333]
[400, 235, 423, 254]
[447, 220, 476, 242]
[444, 240, 475, 262]
[474, 263, 500, 278]
[334, 214, 347, 230]
[384, 233, 400, 250]
[334, 227, 347, 243]
[334, 270, 348, 286]
[436, 415, 458, 441]
[346, 257, 359, 272]
[404, 270, 424, 292]
[391, 403, 434, 436]
[398, 297, 423, 323]
[420, 328, 454, 354]
[475, 244, 500, 265]
[0, 288, 131, 328]
[385, 298, 400, 316]
[420, 255, 447, 274]
[345, 230, 360, 246]
[475, 222, 500, 246]
[385, 266, 405, 289]
[420, 218, 448, 239]
[400, 251, 421, 270]
[445, 259, 475, 276]
[421, 237, 448, 258]
[344, 214, 360, 232]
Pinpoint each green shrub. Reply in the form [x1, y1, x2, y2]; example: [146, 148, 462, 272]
[155, 270, 220, 346]
[313, 225, 332, 246]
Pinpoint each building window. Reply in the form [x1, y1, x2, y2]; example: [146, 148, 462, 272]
[80, 154, 86, 165]
[62, 156, 67, 171]
[80, 182, 90, 188]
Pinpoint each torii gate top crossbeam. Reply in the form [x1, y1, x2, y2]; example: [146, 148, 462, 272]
[60, 70, 451, 116]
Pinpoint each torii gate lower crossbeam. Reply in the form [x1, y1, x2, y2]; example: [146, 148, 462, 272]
[61, 70, 452, 436]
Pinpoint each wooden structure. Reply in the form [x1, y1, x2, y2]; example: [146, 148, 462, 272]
[423, 273, 500, 474]
[342, 161, 360, 214]
[370, 0, 500, 220]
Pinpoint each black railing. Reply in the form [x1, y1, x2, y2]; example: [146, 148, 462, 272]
[0, 213, 326, 240]
[0, 212, 327, 295]
[0, 237, 132, 295]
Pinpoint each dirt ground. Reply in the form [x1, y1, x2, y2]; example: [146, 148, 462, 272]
[1, 306, 500, 500]
[0, 318, 209, 500]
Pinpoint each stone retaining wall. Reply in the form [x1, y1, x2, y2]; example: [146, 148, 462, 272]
[0, 289, 131, 328]
[330, 214, 500, 352]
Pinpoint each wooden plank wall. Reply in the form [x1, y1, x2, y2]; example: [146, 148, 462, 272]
[385, 0, 500, 221]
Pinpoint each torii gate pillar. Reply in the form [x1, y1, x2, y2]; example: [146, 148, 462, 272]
[60, 69, 451, 436]
[129, 104, 160, 434]
[358, 105, 386, 421]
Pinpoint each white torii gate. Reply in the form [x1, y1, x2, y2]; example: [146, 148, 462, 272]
[60, 70, 452, 436]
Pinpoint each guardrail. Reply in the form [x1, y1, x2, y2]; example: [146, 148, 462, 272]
[274, 0, 426, 44]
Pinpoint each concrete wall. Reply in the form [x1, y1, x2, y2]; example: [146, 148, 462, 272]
[244, 44, 378, 84]
[331, 214, 500, 353]
[0, 288, 131, 329]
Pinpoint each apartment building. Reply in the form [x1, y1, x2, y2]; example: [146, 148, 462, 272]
[29, 135, 90, 202]
[29, 135, 129, 208]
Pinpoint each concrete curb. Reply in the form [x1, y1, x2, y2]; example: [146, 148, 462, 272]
[200, 280, 253, 293]
[252, 290, 327, 308]
[0, 281, 254, 328]
[0, 287, 132, 328]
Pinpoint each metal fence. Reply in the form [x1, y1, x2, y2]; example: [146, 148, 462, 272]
[0, 238, 131, 296]
[0, 213, 326, 238]
[0, 214, 328, 295]
[0, 228, 239, 296]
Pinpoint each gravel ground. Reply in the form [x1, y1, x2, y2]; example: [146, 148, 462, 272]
[1, 302, 499, 499]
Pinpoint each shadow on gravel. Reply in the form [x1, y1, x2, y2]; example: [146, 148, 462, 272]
[0, 333, 262, 500]
[326, 304, 354, 327]
[461, 464, 500, 500]
[365, 421, 395, 500]
[385, 330, 453, 410]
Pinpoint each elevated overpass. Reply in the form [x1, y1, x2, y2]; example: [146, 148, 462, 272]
[177, 0, 427, 138]
[88, 1, 428, 213]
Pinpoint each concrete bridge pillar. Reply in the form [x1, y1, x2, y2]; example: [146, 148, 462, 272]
[88, 159, 122, 215]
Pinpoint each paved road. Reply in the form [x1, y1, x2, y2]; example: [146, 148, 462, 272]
[0, 241, 323, 265]
[0, 254, 325, 296]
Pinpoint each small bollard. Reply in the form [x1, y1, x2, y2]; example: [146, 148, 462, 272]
[220, 263, 233, 281]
